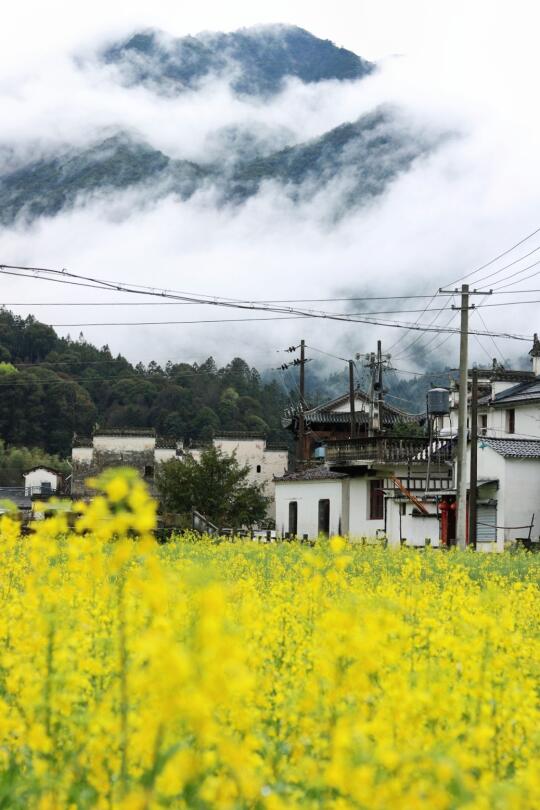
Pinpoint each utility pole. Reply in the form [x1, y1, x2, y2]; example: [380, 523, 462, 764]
[283, 341, 310, 464]
[298, 339, 306, 461]
[367, 351, 375, 436]
[348, 360, 356, 439]
[438, 284, 492, 549]
[374, 339, 384, 432]
[363, 342, 391, 436]
[468, 367, 478, 550]
[456, 283, 470, 550]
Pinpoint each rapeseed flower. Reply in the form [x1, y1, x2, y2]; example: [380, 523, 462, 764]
[0, 470, 537, 807]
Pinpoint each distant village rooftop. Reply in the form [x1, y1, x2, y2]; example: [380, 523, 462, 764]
[481, 438, 540, 458]
[275, 467, 348, 482]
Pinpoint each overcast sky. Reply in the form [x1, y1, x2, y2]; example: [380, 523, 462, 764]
[1, 0, 539, 371]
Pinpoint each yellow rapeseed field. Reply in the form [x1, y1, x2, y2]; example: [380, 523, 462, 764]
[0, 470, 539, 809]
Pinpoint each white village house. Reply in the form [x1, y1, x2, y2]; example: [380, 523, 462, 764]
[23, 466, 65, 497]
[72, 429, 181, 498]
[447, 335, 540, 550]
[72, 429, 288, 518]
[189, 433, 288, 518]
[275, 435, 451, 547]
[275, 336, 540, 549]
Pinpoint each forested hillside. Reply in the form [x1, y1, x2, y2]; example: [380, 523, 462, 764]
[0, 310, 288, 456]
[0, 309, 452, 463]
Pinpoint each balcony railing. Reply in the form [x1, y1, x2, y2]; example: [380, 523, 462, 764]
[325, 435, 454, 465]
[25, 485, 60, 498]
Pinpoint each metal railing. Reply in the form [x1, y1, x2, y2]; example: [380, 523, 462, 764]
[24, 485, 59, 497]
[325, 435, 454, 465]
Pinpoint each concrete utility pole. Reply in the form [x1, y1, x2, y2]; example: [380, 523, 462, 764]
[282, 341, 310, 464]
[348, 360, 357, 439]
[438, 284, 492, 549]
[298, 339, 306, 460]
[456, 284, 470, 550]
[468, 367, 479, 550]
[374, 339, 384, 432]
[364, 342, 391, 436]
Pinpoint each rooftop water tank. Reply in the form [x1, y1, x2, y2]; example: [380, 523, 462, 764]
[427, 387, 450, 416]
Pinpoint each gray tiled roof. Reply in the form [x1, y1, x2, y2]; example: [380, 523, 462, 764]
[275, 467, 349, 482]
[481, 438, 540, 458]
[94, 428, 156, 437]
[305, 411, 369, 425]
[491, 378, 540, 406]
[73, 436, 92, 448]
[155, 437, 178, 448]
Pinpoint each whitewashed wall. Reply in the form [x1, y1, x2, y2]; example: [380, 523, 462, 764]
[72, 447, 93, 464]
[93, 435, 155, 452]
[502, 458, 540, 543]
[154, 448, 177, 463]
[385, 499, 440, 548]
[475, 444, 506, 550]
[470, 444, 540, 550]
[486, 405, 540, 438]
[348, 478, 385, 540]
[275, 479, 344, 538]
[24, 468, 59, 494]
[192, 439, 288, 519]
[332, 394, 370, 415]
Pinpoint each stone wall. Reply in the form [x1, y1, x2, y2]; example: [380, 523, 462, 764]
[71, 448, 158, 498]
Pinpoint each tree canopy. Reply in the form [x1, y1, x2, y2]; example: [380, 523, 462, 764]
[156, 447, 268, 528]
[0, 310, 289, 456]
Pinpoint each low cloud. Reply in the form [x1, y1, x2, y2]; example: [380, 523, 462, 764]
[1, 14, 540, 377]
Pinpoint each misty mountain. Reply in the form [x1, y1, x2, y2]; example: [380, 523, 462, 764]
[0, 135, 208, 225]
[228, 109, 425, 205]
[0, 109, 430, 225]
[102, 24, 374, 96]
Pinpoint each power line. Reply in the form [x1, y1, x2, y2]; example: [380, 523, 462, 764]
[6, 296, 540, 313]
[34, 316, 532, 341]
[391, 301, 458, 362]
[46, 316, 306, 327]
[388, 367, 459, 378]
[472, 332, 497, 365]
[306, 345, 350, 363]
[474, 309, 506, 366]
[456, 248, 540, 287]
[474, 257, 540, 290]
[443, 224, 540, 287]
[491, 266, 540, 291]
[0, 262, 534, 341]
[6, 287, 540, 305]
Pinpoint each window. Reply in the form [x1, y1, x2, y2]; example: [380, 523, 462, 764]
[506, 409, 515, 434]
[144, 465, 154, 479]
[480, 414, 487, 436]
[318, 499, 330, 536]
[256, 464, 261, 473]
[288, 501, 298, 536]
[369, 479, 384, 520]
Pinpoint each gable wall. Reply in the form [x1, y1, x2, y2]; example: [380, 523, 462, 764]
[275, 479, 344, 538]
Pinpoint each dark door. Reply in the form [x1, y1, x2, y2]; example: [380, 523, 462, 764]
[288, 501, 298, 536]
[318, 499, 330, 535]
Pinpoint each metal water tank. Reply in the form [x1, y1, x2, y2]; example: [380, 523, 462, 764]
[427, 387, 450, 416]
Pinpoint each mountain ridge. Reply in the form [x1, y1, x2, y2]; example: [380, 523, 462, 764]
[0, 26, 440, 228]
[102, 24, 374, 97]
[0, 109, 429, 226]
